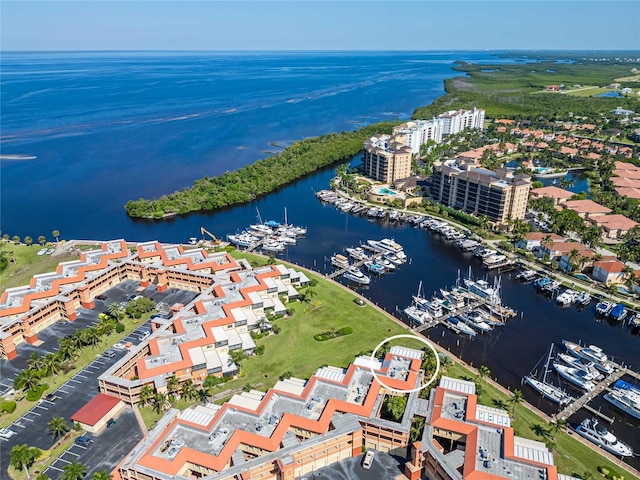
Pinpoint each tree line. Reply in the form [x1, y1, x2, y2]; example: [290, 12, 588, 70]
[124, 122, 397, 219]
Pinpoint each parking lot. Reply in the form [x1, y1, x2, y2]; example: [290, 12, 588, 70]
[0, 280, 199, 476]
[43, 409, 144, 480]
[297, 449, 407, 480]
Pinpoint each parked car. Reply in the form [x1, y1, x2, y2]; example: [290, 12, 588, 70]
[75, 436, 91, 447]
[103, 350, 116, 358]
[362, 450, 375, 469]
[113, 342, 126, 350]
[0, 428, 16, 439]
[45, 393, 57, 402]
[96, 294, 107, 300]
[107, 418, 116, 428]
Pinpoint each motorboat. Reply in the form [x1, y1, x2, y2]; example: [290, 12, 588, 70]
[595, 300, 614, 315]
[463, 277, 502, 305]
[574, 418, 634, 457]
[342, 267, 370, 285]
[556, 289, 578, 307]
[261, 240, 285, 253]
[458, 312, 492, 333]
[562, 340, 614, 374]
[422, 298, 445, 318]
[556, 353, 601, 381]
[603, 380, 640, 420]
[227, 232, 259, 248]
[345, 247, 369, 262]
[576, 291, 591, 306]
[534, 276, 552, 290]
[608, 303, 628, 322]
[366, 238, 405, 258]
[375, 256, 396, 271]
[364, 261, 385, 276]
[523, 344, 573, 406]
[403, 305, 432, 326]
[516, 269, 536, 281]
[446, 317, 477, 337]
[552, 362, 595, 391]
[331, 254, 350, 269]
[384, 253, 405, 266]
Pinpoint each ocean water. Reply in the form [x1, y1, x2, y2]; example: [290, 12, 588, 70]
[2, 50, 511, 241]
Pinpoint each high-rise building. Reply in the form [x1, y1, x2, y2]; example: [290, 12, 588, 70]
[431, 160, 531, 226]
[362, 135, 413, 183]
[438, 107, 485, 136]
[392, 119, 443, 154]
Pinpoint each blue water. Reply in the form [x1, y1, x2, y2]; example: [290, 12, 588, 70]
[378, 187, 397, 196]
[597, 91, 622, 98]
[2, 50, 512, 241]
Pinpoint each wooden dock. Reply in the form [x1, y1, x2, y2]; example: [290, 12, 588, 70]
[556, 368, 625, 422]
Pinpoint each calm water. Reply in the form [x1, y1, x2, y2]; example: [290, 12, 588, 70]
[1, 51, 638, 462]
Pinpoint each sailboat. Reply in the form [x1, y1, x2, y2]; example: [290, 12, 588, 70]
[523, 344, 574, 406]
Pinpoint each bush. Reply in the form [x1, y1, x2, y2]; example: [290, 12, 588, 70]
[0, 399, 16, 413]
[314, 327, 353, 341]
[115, 323, 125, 333]
[26, 383, 48, 402]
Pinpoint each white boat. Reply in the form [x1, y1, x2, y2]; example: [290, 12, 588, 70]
[227, 232, 259, 248]
[516, 269, 536, 281]
[446, 316, 477, 337]
[608, 303, 628, 322]
[552, 362, 595, 391]
[595, 300, 614, 315]
[366, 238, 405, 257]
[261, 240, 285, 253]
[345, 247, 369, 261]
[342, 267, 370, 285]
[422, 298, 445, 318]
[574, 418, 634, 457]
[403, 305, 432, 326]
[364, 261, 385, 275]
[463, 276, 502, 305]
[375, 256, 396, 271]
[523, 344, 573, 406]
[556, 289, 578, 307]
[556, 353, 601, 381]
[576, 291, 591, 306]
[331, 254, 350, 269]
[384, 253, 404, 266]
[604, 380, 640, 420]
[562, 340, 614, 374]
[458, 312, 492, 333]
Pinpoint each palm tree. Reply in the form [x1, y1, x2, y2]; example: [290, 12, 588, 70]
[12, 235, 20, 244]
[47, 416, 69, 442]
[152, 392, 171, 414]
[14, 369, 41, 392]
[27, 352, 43, 372]
[567, 248, 580, 272]
[38, 235, 47, 246]
[92, 469, 113, 480]
[107, 302, 124, 321]
[81, 328, 100, 349]
[181, 379, 198, 401]
[166, 375, 180, 396]
[477, 365, 491, 384]
[24, 236, 33, 247]
[510, 389, 524, 418]
[549, 417, 568, 440]
[52, 230, 60, 243]
[10, 444, 41, 479]
[42, 353, 62, 376]
[61, 459, 87, 480]
[139, 384, 154, 406]
[34, 474, 51, 480]
[57, 337, 81, 361]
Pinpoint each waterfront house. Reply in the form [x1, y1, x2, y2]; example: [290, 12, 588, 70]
[589, 214, 638, 239]
[562, 199, 611, 220]
[538, 240, 587, 261]
[592, 260, 628, 285]
[559, 246, 595, 272]
[516, 232, 562, 252]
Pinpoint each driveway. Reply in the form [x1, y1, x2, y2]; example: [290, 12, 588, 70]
[296, 449, 408, 480]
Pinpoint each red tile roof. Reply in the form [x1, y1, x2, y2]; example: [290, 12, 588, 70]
[71, 393, 121, 426]
[594, 261, 625, 274]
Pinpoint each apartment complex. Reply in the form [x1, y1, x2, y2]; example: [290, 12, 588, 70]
[437, 107, 485, 136]
[393, 119, 444, 154]
[116, 346, 424, 480]
[362, 135, 413, 183]
[431, 160, 531, 226]
[404, 376, 562, 480]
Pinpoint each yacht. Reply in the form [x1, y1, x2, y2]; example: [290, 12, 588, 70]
[463, 277, 502, 305]
[608, 303, 628, 322]
[364, 261, 385, 276]
[345, 247, 369, 261]
[562, 340, 614, 375]
[534, 276, 552, 290]
[384, 253, 405, 266]
[576, 291, 591, 306]
[552, 362, 595, 391]
[446, 317, 477, 337]
[595, 299, 614, 315]
[422, 298, 445, 318]
[375, 256, 396, 271]
[342, 267, 370, 285]
[556, 353, 601, 381]
[227, 232, 259, 248]
[403, 305, 432, 326]
[331, 254, 350, 269]
[556, 290, 575, 307]
[574, 418, 634, 457]
[523, 344, 573, 406]
[261, 240, 285, 253]
[604, 380, 640, 420]
[516, 269, 537, 281]
[366, 238, 405, 257]
[458, 312, 492, 333]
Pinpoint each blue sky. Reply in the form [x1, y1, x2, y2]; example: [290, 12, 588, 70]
[2, 1, 639, 51]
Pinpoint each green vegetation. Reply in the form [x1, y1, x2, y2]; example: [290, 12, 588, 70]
[380, 394, 408, 422]
[124, 122, 397, 218]
[446, 362, 639, 480]
[413, 60, 639, 119]
[313, 326, 353, 341]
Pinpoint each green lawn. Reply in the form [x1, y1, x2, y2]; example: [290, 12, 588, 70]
[0, 241, 80, 295]
[446, 363, 639, 480]
[561, 86, 610, 97]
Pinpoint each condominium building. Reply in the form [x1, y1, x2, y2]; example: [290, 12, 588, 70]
[431, 160, 531, 226]
[392, 119, 443, 154]
[437, 107, 485, 136]
[362, 135, 413, 183]
[116, 346, 424, 480]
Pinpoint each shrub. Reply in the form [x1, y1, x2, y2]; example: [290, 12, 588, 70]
[0, 399, 16, 413]
[26, 383, 48, 402]
[115, 323, 125, 333]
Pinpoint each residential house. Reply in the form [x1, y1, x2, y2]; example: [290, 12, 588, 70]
[562, 199, 611, 220]
[592, 260, 628, 285]
[559, 245, 595, 272]
[529, 186, 574, 205]
[589, 214, 638, 239]
[516, 232, 562, 251]
[538, 240, 588, 261]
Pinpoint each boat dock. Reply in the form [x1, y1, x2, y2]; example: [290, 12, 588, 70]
[556, 362, 632, 423]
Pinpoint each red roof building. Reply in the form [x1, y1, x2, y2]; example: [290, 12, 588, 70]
[71, 393, 124, 433]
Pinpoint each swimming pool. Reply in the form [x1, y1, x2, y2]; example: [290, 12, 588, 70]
[573, 273, 590, 282]
[377, 187, 397, 196]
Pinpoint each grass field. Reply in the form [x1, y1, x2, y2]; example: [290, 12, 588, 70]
[446, 363, 639, 480]
[0, 241, 80, 295]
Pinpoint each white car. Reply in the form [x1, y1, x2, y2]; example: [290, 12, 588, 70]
[362, 450, 375, 469]
[0, 428, 16, 439]
[113, 342, 126, 350]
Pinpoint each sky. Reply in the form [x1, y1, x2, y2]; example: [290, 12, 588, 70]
[1, 1, 639, 51]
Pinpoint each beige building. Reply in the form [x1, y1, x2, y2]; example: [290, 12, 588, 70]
[431, 161, 531, 227]
[363, 135, 413, 183]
